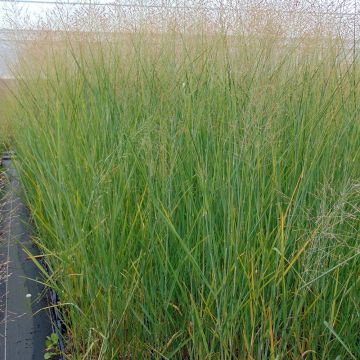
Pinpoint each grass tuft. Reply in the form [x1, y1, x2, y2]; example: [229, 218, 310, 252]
[8, 28, 360, 359]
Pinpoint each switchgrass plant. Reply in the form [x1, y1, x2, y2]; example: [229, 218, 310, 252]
[10, 28, 360, 359]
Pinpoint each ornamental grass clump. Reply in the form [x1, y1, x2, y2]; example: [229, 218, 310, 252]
[9, 20, 360, 359]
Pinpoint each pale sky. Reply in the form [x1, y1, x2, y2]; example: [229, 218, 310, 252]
[0, 0, 111, 29]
